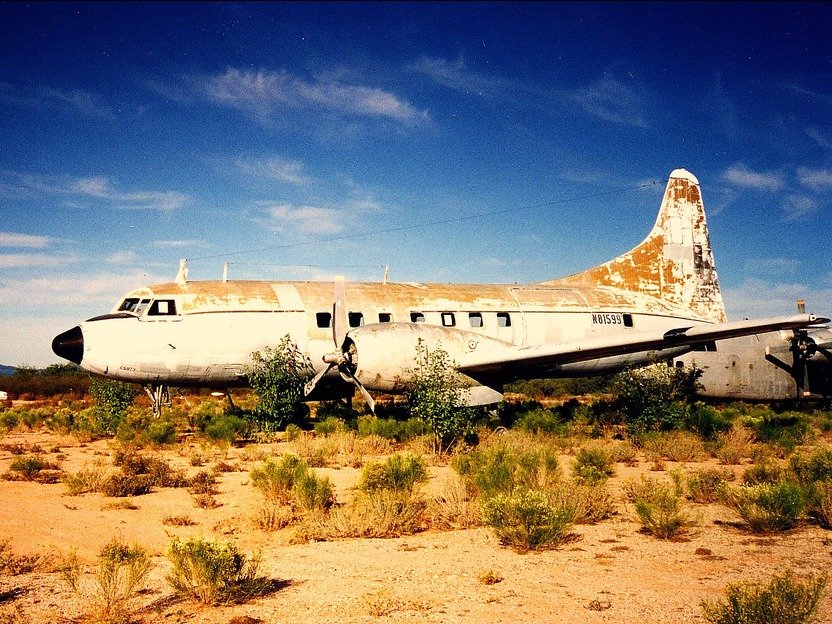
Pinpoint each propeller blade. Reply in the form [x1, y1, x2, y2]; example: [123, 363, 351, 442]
[333, 278, 348, 348]
[342, 368, 376, 412]
[304, 362, 335, 396]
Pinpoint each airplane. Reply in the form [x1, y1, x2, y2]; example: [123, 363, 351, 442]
[674, 300, 832, 402]
[52, 169, 828, 415]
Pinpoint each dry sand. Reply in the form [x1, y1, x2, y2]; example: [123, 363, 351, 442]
[1, 430, 830, 623]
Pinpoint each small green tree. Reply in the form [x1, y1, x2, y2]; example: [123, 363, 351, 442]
[406, 340, 473, 455]
[247, 335, 313, 429]
[90, 378, 138, 434]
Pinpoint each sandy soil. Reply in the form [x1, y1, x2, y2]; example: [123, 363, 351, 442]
[1, 430, 831, 624]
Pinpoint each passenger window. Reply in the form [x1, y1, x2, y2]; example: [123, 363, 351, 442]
[348, 312, 364, 328]
[623, 314, 634, 328]
[118, 298, 140, 313]
[410, 312, 425, 323]
[469, 313, 483, 328]
[441, 312, 455, 327]
[378, 313, 392, 323]
[134, 299, 151, 315]
[316, 312, 332, 328]
[497, 312, 512, 328]
[148, 299, 177, 316]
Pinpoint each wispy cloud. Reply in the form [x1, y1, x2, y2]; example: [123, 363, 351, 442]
[0, 232, 51, 248]
[255, 203, 345, 235]
[0, 172, 190, 212]
[797, 167, 832, 192]
[204, 68, 429, 125]
[0, 271, 168, 307]
[234, 155, 311, 185]
[0, 80, 115, 118]
[782, 194, 818, 221]
[722, 164, 784, 191]
[152, 239, 209, 249]
[806, 127, 832, 150]
[566, 77, 647, 127]
[744, 257, 800, 275]
[0, 252, 79, 268]
[410, 56, 504, 96]
[107, 250, 139, 265]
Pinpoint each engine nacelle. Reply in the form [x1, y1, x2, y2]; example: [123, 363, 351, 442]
[343, 322, 509, 393]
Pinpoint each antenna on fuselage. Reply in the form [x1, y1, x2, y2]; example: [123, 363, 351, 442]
[222, 262, 229, 283]
[175, 259, 189, 285]
[383, 265, 389, 284]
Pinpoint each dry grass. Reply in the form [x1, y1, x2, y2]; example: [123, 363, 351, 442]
[427, 474, 481, 529]
[642, 431, 706, 463]
[299, 491, 427, 540]
[715, 427, 757, 465]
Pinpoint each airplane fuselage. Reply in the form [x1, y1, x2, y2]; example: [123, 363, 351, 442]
[67, 279, 703, 391]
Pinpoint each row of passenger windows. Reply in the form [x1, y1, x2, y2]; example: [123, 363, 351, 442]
[315, 311, 513, 329]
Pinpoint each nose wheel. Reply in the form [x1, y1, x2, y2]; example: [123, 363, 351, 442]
[144, 384, 170, 417]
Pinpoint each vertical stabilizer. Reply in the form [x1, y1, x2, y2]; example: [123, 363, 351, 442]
[546, 169, 726, 323]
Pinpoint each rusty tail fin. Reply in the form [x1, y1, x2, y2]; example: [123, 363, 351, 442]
[544, 169, 726, 323]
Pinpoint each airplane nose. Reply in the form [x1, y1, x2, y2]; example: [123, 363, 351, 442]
[52, 326, 84, 365]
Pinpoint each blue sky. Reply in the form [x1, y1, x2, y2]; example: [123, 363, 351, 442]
[2, 2, 832, 366]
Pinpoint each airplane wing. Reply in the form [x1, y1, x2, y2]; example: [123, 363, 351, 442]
[456, 314, 828, 379]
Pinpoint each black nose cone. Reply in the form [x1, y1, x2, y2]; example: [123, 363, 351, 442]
[52, 326, 84, 365]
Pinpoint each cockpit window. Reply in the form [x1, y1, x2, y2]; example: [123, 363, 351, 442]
[134, 299, 152, 316]
[118, 298, 140, 313]
[149, 299, 177, 316]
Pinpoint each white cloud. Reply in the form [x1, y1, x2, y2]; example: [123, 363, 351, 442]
[152, 239, 209, 249]
[0, 80, 115, 118]
[0, 271, 169, 307]
[723, 278, 832, 321]
[234, 155, 311, 185]
[722, 164, 784, 191]
[0, 232, 51, 248]
[204, 68, 429, 125]
[107, 250, 139, 265]
[410, 56, 503, 96]
[782, 195, 818, 221]
[744, 257, 800, 276]
[0, 172, 191, 212]
[566, 77, 646, 127]
[797, 167, 832, 192]
[0, 253, 78, 268]
[256, 203, 345, 235]
[806, 127, 832, 150]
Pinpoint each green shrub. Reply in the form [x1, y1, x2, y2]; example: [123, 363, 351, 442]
[790, 448, 832, 485]
[62, 538, 151, 624]
[115, 407, 176, 446]
[250, 454, 332, 512]
[751, 412, 811, 455]
[701, 570, 827, 624]
[482, 488, 574, 552]
[684, 402, 732, 439]
[357, 454, 427, 495]
[8, 455, 59, 480]
[806, 481, 832, 529]
[90, 378, 137, 434]
[634, 486, 692, 539]
[688, 468, 733, 504]
[572, 446, 615, 483]
[723, 481, 807, 532]
[743, 462, 785, 486]
[247, 336, 313, 429]
[314, 417, 346, 436]
[204, 413, 249, 443]
[514, 409, 565, 435]
[355, 415, 425, 441]
[453, 438, 560, 498]
[166, 537, 264, 605]
[285, 423, 303, 442]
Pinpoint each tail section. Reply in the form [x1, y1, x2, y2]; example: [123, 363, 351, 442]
[545, 169, 726, 323]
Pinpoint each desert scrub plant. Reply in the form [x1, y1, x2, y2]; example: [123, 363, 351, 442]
[805, 480, 832, 529]
[481, 488, 575, 552]
[572, 446, 615, 483]
[722, 480, 807, 532]
[89, 378, 137, 434]
[641, 430, 706, 462]
[550, 481, 615, 524]
[303, 489, 427, 540]
[427, 473, 482, 529]
[687, 468, 734, 504]
[742, 462, 785, 485]
[0, 540, 47, 575]
[62, 538, 152, 624]
[701, 570, 827, 624]
[166, 537, 266, 605]
[634, 484, 693, 539]
[714, 426, 756, 465]
[112, 450, 188, 488]
[751, 411, 812, 455]
[357, 453, 427, 495]
[250, 454, 333, 518]
[453, 435, 560, 498]
[3, 454, 62, 483]
[789, 447, 832, 485]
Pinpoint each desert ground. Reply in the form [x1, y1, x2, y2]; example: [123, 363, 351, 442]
[0, 427, 830, 624]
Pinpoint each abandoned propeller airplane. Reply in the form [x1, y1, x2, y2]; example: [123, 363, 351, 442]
[52, 169, 828, 415]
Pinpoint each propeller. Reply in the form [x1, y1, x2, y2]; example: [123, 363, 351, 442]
[767, 328, 832, 398]
[303, 279, 376, 411]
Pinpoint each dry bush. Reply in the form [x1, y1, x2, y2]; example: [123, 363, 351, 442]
[642, 431, 706, 463]
[722, 481, 807, 532]
[2, 454, 62, 483]
[482, 488, 575, 552]
[478, 569, 504, 585]
[623, 474, 674, 503]
[288, 430, 392, 468]
[635, 487, 694, 539]
[550, 481, 616, 524]
[687, 468, 735, 504]
[63, 461, 109, 495]
[162, 515, 195, 527]
[715, 427, 756, 465]
[807, 481, 832, 529]
[604, 439, 639, 465]
[0, 540, 49, 575]
[427, 474, 482, 529]
[300, 491, 427, 540]
[101, 499, 139, 511]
